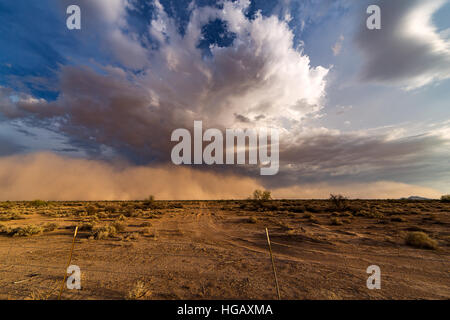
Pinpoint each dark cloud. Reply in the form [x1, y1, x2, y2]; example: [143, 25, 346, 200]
[355, 0, 450, 89]
[270, 131, 450, 188]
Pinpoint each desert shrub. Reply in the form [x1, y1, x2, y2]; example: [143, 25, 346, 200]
[304, 205, 320, 213]
[305, 214, 319, 224]
[43, 223, 58, 232]
[9, 225, 43, 237]
[30, 200, 48, 207]
[124, 232, 140, 241]
[251, 189, 272, 201]
[355, 210, 384, 219]
[126, 281, 151, 300]
[0, 223, 9, 234]
[92, 225, 118, 240]
[111, 221, 126, 232]
[0, 212, 24, 221]
[124, 207, 138, 217]
[405, 232, 438, 250]
[86, 205, 98, 215]
[331, 217, 343, 226]
[329, 194, 348, 211]
[440, 195, 450, 202]
[140, 221, 152, 227]
[104, 205, 117, 213]
[79, 222, 95, 231]
[143, 195, 156, 207]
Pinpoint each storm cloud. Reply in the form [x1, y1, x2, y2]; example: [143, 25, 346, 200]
[356, 0, 450, 89]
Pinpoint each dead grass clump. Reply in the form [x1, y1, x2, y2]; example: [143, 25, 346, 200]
[111, 221, 126, 232]
[86, 205, 98, 215]
[29, 200, 48, 207]
[104, 205, 117, 213]
[355, 210, 384, 219]
[126, 281, 151, 300]
[0, 223, 10, 234]
[0, 212, 24, 221]
[405, 232, 438, 250]
[43, 223, 58, 232]
[92, 225, 118, 240]
[79, 222, 96, 231]
[331, 217, 343, 226]
[308, 215, 320, 224]
[289, 206, 305, 213]
[9, 225, 43, 237]
[124, 232, 140, 241]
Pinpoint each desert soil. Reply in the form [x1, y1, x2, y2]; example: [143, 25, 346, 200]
[0, 200, 449, 300]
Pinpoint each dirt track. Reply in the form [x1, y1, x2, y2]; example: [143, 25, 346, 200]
[0, 200, 449, 299]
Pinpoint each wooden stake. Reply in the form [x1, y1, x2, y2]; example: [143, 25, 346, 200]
[265, 228, 281, 300]
[58, 226, 78, 300]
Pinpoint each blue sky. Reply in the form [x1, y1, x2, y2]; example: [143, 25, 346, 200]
[0, 0, 449, 199]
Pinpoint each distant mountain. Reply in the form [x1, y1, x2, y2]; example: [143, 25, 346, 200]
[400, 196, 432, 200]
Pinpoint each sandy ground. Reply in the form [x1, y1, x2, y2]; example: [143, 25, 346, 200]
[0, 200, 449, 300]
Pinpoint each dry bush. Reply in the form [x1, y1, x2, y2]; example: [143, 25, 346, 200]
[405, 232, 438, 250]
[0, 212, 24, 221]
[92, 225, 118, 240]
[43, 222, 58, 232]
[104, 205, 117, 213]
[79, 222, 95, 231]
[29, 200, 48, 207]
[126, 281, 151, 300]
[9, 225, 43, 237]
[124, 232, 140, 241]
[251, 189, 272, 201]
[329, 194, 348, 211]
[86, 205, 98, 215]
[0, 223, 9, 234]
[355, 210, 384, 219]
[111, 221, 126, 232]
[331, 217, 343, 226]
[440, 195, 450, 202]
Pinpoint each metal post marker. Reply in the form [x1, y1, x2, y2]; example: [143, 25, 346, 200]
[265, 227, 281, 300]
[58, 226, 78, 300]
